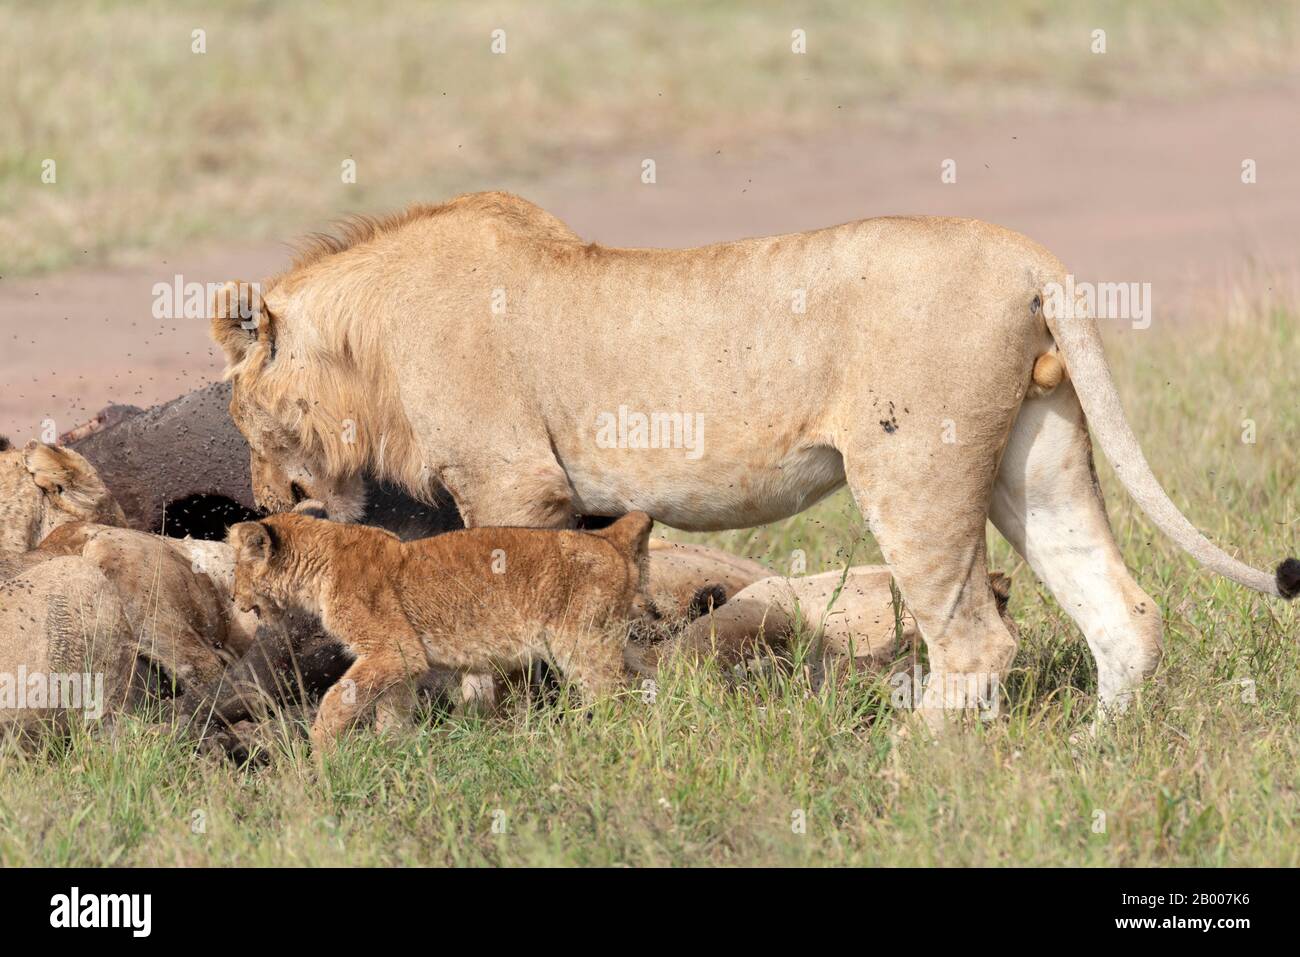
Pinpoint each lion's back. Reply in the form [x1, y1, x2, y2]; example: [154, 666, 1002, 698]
[399, 525, 636, 632]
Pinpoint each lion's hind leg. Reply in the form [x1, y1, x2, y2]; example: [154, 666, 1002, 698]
[990, 381, 1163, 714]
[844, 453, 1016, 727]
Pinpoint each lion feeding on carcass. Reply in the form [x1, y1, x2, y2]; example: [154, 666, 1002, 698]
[211, 192, 1297, 716]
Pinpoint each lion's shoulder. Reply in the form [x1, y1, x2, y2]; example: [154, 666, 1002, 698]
[282, 191, 580, 279]
[442, 191, 582, 244]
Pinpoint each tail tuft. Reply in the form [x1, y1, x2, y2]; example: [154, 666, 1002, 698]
[1276, 558, 1300, 600]
[686, 584, 728, 620]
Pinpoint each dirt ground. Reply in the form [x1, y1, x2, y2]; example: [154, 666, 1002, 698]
[2, 80, 1297, 440]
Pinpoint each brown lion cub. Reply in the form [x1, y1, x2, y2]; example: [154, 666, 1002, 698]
[227, 510, 653, 749]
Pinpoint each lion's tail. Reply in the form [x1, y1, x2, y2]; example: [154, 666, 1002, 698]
[1045, 307, 1298, 599]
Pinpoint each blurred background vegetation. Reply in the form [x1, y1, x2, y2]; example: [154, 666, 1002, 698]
[3, 0, 1299, 275]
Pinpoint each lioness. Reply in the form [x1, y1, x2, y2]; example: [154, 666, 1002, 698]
[34, 523, 258, 696]
[639, 567, 1014, 673]
[211, 192, 1298, 715]
[227, 510, 653, 748]
[0, 437, 126, 556]
[0, 556, 137, 731]
[643, 539, 771, 620]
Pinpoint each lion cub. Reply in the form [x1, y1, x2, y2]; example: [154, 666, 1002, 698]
[228, 510, 653, 748]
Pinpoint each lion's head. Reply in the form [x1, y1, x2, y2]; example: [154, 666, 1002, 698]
[0, 438, 127, 554]
[210, 198, 569, 529]
[228, 510, 376, 623]
[228, 519, 301, 620]
[210, 279, 385, 523]
[245, 434, 368, 523]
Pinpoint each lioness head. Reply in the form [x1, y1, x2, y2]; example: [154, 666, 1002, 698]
[210, 279, 371, 523]
[0, 439, 127, 554]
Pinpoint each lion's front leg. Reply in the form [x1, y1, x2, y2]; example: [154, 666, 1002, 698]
[441, 455, 577, 529]
[310, 655, 405, 752]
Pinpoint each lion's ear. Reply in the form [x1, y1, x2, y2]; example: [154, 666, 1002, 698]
[24, 442, 100, 499]
[292, 499, 330, 520]
[210, 279, 270, 368]
[21, 441, 125, 525]
[230, 521, 275, 564]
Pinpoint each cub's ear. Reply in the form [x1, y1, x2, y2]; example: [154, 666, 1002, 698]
[210, 279, 271, 369]
[594, 511, 654, 561]
[0, 435, 10, 452]
[229, 521, 276, 564]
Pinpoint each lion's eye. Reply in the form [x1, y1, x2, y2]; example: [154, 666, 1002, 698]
[1030, 294, 1042, 315]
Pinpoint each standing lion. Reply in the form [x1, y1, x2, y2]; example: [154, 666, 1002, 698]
[210, 192, 1297, 718]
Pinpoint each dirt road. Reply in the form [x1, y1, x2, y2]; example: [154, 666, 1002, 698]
[3, 82, 1296, 440]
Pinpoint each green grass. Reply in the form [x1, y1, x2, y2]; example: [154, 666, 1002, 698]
[3, 0, 1298, 275]
[0, 303, 1295, 866]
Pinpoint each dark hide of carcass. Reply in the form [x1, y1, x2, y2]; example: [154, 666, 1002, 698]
[167, 613, 356, 765]
[167, 610, 461, 765]
[66, 381, 464, 541]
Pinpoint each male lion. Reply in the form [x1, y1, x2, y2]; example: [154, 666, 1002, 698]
[227, 510, 653, 749]
[211, 192, 1298, 716]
